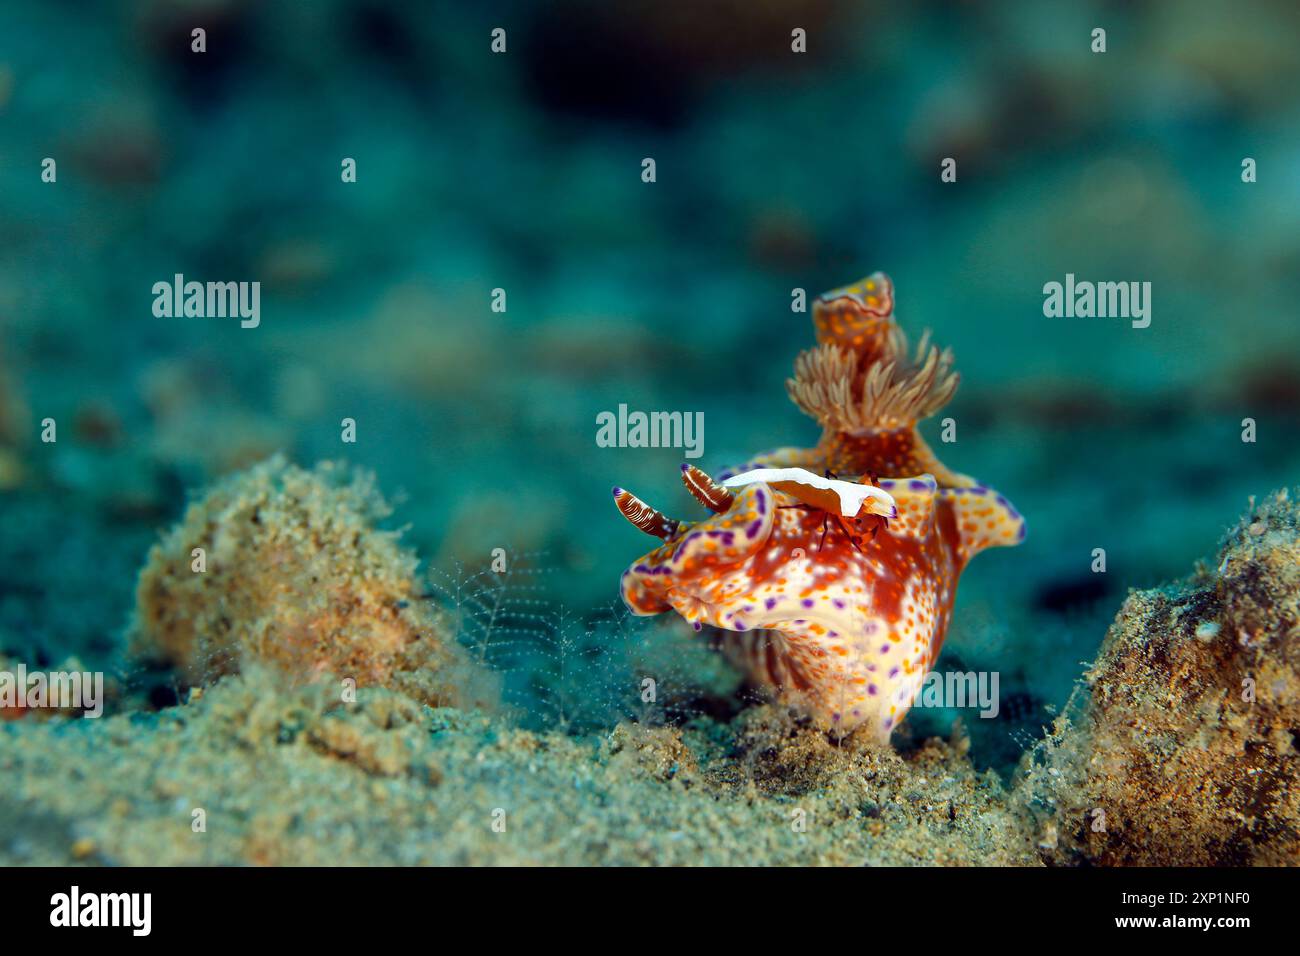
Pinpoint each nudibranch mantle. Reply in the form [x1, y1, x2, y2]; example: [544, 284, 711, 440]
[613, 273, 1025, 743]
[619, 474, 1023, 740]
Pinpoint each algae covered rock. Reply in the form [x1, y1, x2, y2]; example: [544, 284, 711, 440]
[130, 454, 487, 709]
[1058, 488, 1300, 865]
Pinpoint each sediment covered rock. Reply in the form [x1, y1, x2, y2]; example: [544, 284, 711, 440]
[130, 454, 487, 709]
[1024, 488, 1300, 865]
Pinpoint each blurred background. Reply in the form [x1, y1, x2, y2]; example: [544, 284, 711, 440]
[1, 0, 1298, 766]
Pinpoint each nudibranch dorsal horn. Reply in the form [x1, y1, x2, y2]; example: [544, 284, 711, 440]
[612, 486, 680, 540]
[680, 462, 734, 514]
[612, 272, 1025, 743]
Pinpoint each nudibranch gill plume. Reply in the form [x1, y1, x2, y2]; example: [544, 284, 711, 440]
[613, 274, 1025, 742]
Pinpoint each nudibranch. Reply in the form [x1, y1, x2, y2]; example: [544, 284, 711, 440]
[613, 274, 1025, 742]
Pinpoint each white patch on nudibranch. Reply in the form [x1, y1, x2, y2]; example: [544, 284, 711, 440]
[723, 467, 897, 518]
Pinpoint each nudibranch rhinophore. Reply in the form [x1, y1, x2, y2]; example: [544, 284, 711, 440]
[613, 274, 1025, 742]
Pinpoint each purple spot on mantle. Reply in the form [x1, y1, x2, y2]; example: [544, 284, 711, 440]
[801, 598, 814, 608]
[673, 531, 703, 562]
[880, 644, 890, 654]
[868, 684, 878, 696]
[765, 597, 778, 610]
